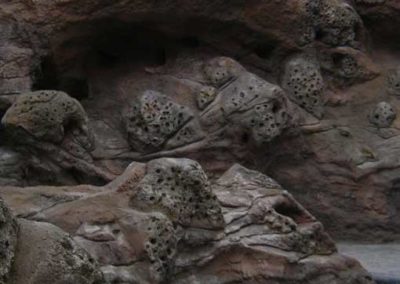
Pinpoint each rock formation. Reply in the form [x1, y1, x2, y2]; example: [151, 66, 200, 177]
[0, 197, 103, 284]
[0, 158, 373, 283]
[0, 0, 400, 282]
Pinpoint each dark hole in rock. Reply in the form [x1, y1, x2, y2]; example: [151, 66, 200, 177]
[254, 41, 276, 59]
[180, 36, 200, 48]
[274, 202, 312, 224]
[32, 55, 59, 91]
[315, 28, 324, 41]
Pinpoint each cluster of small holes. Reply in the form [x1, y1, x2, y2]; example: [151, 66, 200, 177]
[144, 216, 178, 281]
[211, 72, 289, 144]
[387, 68, 400, 96]
[124, 91, 193, 152]
[338, 55, 359, 78]
[2, 91, 89, 147]
[369, 101, 396, 128]
[282, 56, 324, 118]
[135, 159, 224, 228]
[202, 58, 239, 88]
[304, 0, 360, 47]
[247, 101, 288, 144]
[197, 86, 217, 110]
[166, 123, 200, 149]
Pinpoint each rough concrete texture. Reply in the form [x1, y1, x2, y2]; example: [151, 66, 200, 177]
[0, 159, 373, 284]
[0, 0, 400, 282]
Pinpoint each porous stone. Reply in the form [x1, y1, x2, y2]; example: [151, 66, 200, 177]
[0, 198, 18, 284]
[1, 90, 94, 156]
[306, 0, 362, 47]
[123, 90, 198, 153]
[10, 219, 104, 284]
[202, 57, 243, 87]
[201, 57, 290, 145]
[282, 54, 324, 118]
[369, 101, 396, 128]
[318, 47, 380, 85]
[387, 67, 400, 96]
[196, 85, 217, 110]
[0, 159, 374, 284]
[131, 157, 225, 229]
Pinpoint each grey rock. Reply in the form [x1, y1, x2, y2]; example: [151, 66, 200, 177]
[201, 57, 290, 145]
[0, 198, 18, 284]
[9, 219, 104, 284]
[0, 159, 374, 284]
[2, 90, 93, 149]
[387, 67, 400, 96]
[123, 90, 198, 153]
[369, 102, 396, 128]
[282, 54, 325, 118]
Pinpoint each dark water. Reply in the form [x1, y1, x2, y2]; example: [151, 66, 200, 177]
[376, 277, 400, 284]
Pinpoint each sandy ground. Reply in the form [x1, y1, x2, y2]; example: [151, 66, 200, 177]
[338, 243, 400, 284]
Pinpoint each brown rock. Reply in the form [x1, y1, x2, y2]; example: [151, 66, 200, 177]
[0, 158, 374, 284]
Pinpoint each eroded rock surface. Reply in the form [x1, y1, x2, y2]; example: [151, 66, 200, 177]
[0, 198, 18, 284]
[0, 158, 373, 284]
[387, 67, 400, 96]
[369, 102, 396, 128]
[0, 197, 104, 284]
[282, 54, 325, 118]
[0, 0, 398, 251]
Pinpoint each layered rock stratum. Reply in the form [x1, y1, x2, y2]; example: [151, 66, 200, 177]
[0, 158, 373, 283]
[0, 0, 399, 283]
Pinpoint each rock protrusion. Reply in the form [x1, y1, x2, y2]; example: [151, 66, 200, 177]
[201, 57, 290, 145]
[2, 90, 93, 149]
[131, 158, 225, 229]
[0, 198, 18, 284]
[123, 90, 199, 153]
[369, 101, 396, 128]
[305, 0, 363, 47]
[282, 54, 324, 118]
[387, 67, 400, 96]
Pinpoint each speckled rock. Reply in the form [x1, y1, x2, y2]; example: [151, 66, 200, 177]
[0, 158, 374, 284]
[2, 90, 93, 148]
[0, 198, 18, 284]
[282, 54, 325, 118]
[369, 102, 396, 128]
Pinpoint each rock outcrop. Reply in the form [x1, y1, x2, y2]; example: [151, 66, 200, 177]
[0, 158, 373, 284]
[0, 197, 103, 284]
[0, 0, 399, 254]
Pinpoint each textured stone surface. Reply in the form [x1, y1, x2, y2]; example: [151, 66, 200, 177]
[0, 0, 398, 249]
[2, 90, 93, 147]
[0, 197, 103, 284]
[0, 198, 18, 284]
[0, 158, 374, 284]
[123, 91, 199, 153]
[369, 102, 396, 128]
[282, 54, 325, 118]
[387, 67, 400, 96]
[10, 219, 104, 284]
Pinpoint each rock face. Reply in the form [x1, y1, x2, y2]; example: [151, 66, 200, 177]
[282, 54, 325, 118]
[369, 102, 396, 128]
[0, 0, 399, 266]
[0, 198, 18, 284]
[0, 158, 373, 284]
[0, 197, 103, 284]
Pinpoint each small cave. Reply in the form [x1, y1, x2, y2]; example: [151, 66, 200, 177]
[254, 41, 276, 59]
[274, 201, 313, 224]
[31, 20, 203, 101]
